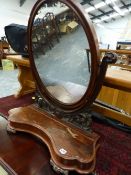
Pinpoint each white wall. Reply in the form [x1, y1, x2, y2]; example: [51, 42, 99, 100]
[1, 0, 131, 50]
[0, 0, 37, 37]
[94, 14, 131, 49]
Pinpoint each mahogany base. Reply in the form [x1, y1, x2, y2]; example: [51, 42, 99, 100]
[8, 105, 100, 174]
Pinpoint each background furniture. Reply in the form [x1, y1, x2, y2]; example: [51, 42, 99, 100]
[0, 37, 9, 66]
[7, 55, 131, 126]
[43, 12, 60, 44]
[116, 41, 131, 50]
[6, 55, 36, 98]
[0, 39, 9, 50]
[32, 19, 52, 54]
[94, 67, 131, 126]
[100, 49, 131, 67]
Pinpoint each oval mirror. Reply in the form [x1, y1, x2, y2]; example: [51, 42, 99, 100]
[28, 0, 100, 111]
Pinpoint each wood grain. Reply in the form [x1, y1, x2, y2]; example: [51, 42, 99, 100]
[8, 105, 100, 174]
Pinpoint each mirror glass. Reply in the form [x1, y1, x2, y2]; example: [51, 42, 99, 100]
[31, 0, 91, 104]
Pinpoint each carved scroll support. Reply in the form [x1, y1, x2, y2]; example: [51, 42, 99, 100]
[34, 94, 93, 132]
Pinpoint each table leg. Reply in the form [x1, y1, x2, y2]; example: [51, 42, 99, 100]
[15, 65, 36, 98]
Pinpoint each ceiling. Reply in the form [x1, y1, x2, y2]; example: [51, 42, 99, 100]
[19, 0, 131, 24]
[80, 0, 131, 24]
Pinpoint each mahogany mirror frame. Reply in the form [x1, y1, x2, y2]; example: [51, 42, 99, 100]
[7, 1, 117, 174]
[27, 0, 102, 113]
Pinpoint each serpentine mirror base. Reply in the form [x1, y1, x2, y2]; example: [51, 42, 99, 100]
[7, 105, 100, 174]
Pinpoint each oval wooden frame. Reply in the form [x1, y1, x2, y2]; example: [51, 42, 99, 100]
[27, 0, 100, 112]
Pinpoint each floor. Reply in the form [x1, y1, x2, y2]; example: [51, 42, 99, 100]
[0, 68, 19, 98]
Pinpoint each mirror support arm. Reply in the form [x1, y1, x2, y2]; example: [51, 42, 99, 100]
[91, 52, 117, 103]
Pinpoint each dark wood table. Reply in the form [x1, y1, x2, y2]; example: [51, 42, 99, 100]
[0, 116, 57, 175]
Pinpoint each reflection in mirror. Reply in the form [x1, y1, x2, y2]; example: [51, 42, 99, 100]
[32, 0, 91, 104]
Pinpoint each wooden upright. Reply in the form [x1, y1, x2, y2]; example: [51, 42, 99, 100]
[6, 55, 36, 98]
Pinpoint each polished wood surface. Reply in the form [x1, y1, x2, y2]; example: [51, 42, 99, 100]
[104, 67, 131, 92]
[8, 105, 100, 174]
[6, 55, 30, 67]
[0, 116, 57, 175]
[6, 55, 36, 98]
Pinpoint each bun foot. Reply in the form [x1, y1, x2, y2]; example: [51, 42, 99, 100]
[7, 123, 16, 134]
[50, 159, 69, 175]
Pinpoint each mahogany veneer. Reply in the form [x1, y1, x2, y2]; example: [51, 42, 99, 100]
[8, 105, 100, 174]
